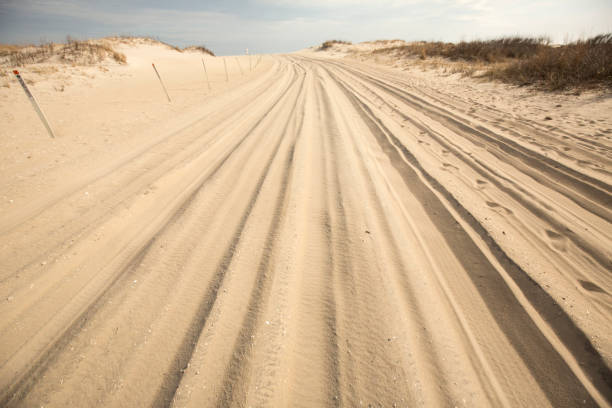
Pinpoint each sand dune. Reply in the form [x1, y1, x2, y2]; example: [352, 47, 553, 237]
[0, 40, 611, 407]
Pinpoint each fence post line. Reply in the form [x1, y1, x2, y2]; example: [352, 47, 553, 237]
[151, 63, 171, 103]
[13, 70, 56, 138]
[201, 58, 211, 91]
[223, 57, 229, 82]
[235, 58, 244, 76]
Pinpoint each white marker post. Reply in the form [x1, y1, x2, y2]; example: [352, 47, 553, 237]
[201, 58, 211, 91]
[13, 70, 56, 138]
[246, 48, 252, 72]
[151, 63, 171, 103]
[223, 57, 229, 82]
[235, 58, 244, 76]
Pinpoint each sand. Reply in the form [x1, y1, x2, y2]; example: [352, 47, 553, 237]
[0, 39, 611, 407]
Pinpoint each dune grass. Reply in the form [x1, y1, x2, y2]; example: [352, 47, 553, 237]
[0, 36, 127, 67]
[1, 36, 216, 69]
[319, 40, 352, 51]
[381, 37, 548, 62]
[489, 34, 612, 89]
[365, 34, 612, 90]
[183, 45, 215, 56]
[112, 36, 215, 56]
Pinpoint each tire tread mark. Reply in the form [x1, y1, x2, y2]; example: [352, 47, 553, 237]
[329, 66, 611, 406]
[326, 59, 612, 213]
[1, 64, 297, 408]
[214, 65, 307, 407]
[325, 61, 612, 270]
[0, 63, 286, 237]
[152, 64, 305, 408]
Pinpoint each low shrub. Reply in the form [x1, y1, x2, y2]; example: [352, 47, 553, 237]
[319, 40, 352, 51]
[490, 34, 612, 89]
[1, 37, 127, 67]
[371, 34, 612, 89]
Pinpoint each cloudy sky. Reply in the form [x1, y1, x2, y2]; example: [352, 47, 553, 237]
[1, 0, 610, 55]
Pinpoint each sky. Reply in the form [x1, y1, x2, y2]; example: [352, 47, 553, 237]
[0, 0, 611, 55]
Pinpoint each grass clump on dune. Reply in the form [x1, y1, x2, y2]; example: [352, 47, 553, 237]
[447, 37, 547, 62]
[319, 40, 352, 51]
[490, 34, 612, 89]
[0, 36, 126, 67]
[374, 37, 547, 63]
[112, 36, 215, 56]
[1, 36, 217, 68]
[367, 34, 611, 90]
[183, 45, 215, 56]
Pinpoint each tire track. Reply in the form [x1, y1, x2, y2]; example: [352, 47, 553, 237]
[0, 62, 302, 407]
[0, 62, 289, 282]
[319, 64, 512, 406]
[0, 65, 298, 348]
[322, 59, 612, 274]
[3, 52, 611, 408]
[214, 141, 298, 407]
[157, 62, 307, 407]
[328, 65, 611, 405]
[336, 63, 612, 301]
[374, 68, 612, 161]
[320, 70, 490, 405]
[0, 62, 285, 237]
[315, 74, 349, 407]
[202, 70, 305, 408]
[326, 59, 612, 218]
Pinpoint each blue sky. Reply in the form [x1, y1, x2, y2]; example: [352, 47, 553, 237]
[1, 0, 611, 55]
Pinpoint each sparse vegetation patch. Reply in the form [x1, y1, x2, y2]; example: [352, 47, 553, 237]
[1, 36, 217, 69]
[1, 37, 127, 67]
[363, 34, 612, 90]
[319, 40, 352, 51]
[110, 36, 215, 55]
[489, 34, 612, 89]
[372, 37, 548, 63]
[183, 45, 215, 56]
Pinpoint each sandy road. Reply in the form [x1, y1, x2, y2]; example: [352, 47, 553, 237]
[1, 54, 611, 407]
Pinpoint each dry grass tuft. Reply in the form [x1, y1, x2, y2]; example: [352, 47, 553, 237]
[489, 34, 612, 89]
[1, 36, 217, 68]
[109, 36, 216, 55]
[366, 34, 611, 90]
[1, 36, 127, 67]
[183, 45, 215, 56]
[155, 38, 182, 52]
[372, 37, 547, 63]
[447, 37, 548, 62]
[319, 40, 352, 51]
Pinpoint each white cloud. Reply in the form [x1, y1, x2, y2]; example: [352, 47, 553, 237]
[452, 0, 491, 12]
[255, 0, 492, 11]
[256, 0, 418, 7]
